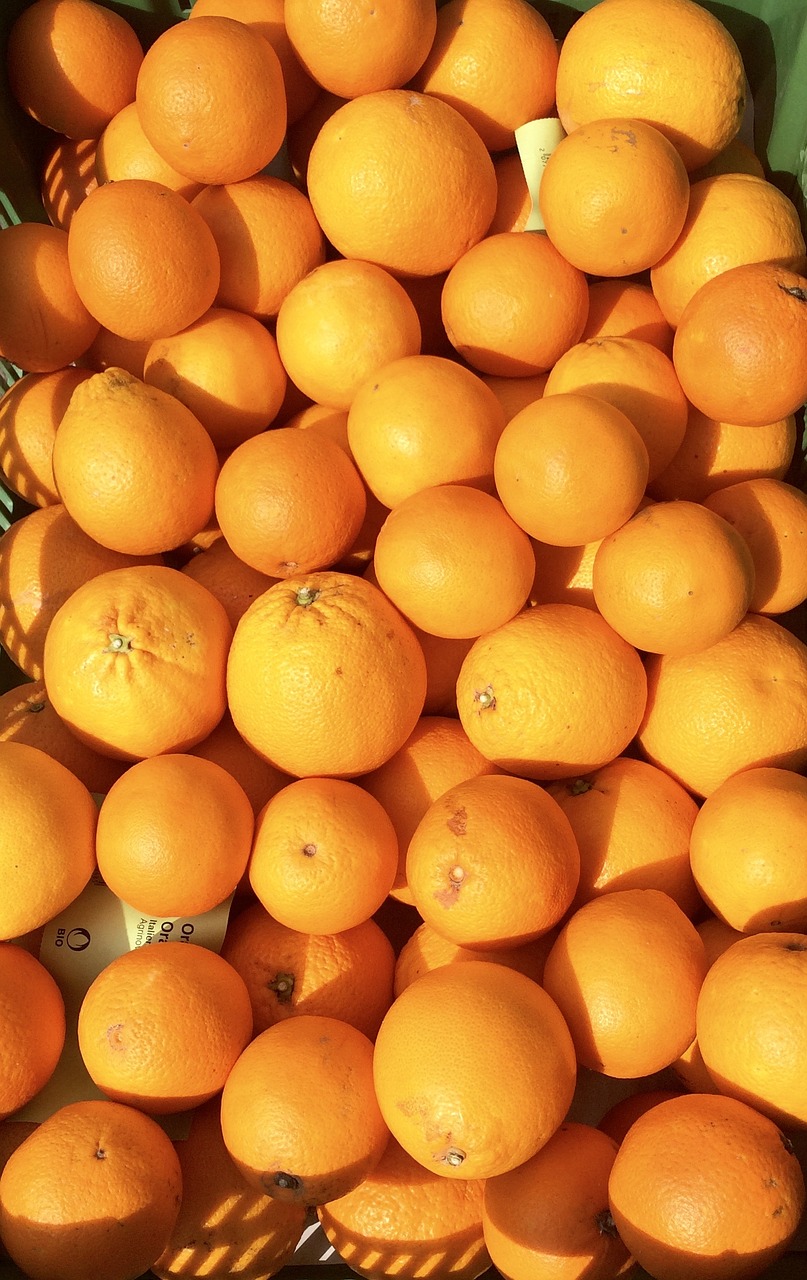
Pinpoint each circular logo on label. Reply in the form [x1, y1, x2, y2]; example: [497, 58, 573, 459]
[66, 927, 91, 951]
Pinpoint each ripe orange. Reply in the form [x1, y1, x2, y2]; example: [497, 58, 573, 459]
[306, 89, 497, 278]
[284, 0, 436, 98]
[406, 773, 579, 950]
[555, 0, 747, 171]
[215, 426, 367, 578]
[0, 679, 126, 795]
[456, 602, 647, 780]
[670, 913, 746, 1096]
[6, 0, 144, 139]
[135, 15, 286, 184]
[689, 767, 807, 935]
[412, 0, 558, 152]
[187, 710, 291, 818]
[78, 326, 150, 380]
[40, 134, 98, 230]
[220, 1015, 389, 1204]
[542, 888, 708, 1077]
[0, 1099, 183, 1280]
[581, 280, 675, 356]
[637, 613, 807, 796]
[441, 231, 589, 377]
[346, 355, 506, 509]
[249, 777, 399, 935]
[275, 258, 421, 411]
[95, 102, 204, 200]
[372, 484, 535, 640]
[318, 1135, 490, 1280]
[67, 179, 220, 342]
[0, 942, 65, 1121]
[546, 756, 701, 916]
[43, 564, 232, 761]
[0, 367, 91, 507]
[373, 961, 577, 1180]
[696, 931, 807, 1129]
[607, 1093, 806, 1279]
[152, 1095, 307, 1280]
[482, 1122, 630, 1280]
[393, 921, 558, 996]
[542, 336, 689, 483]
[672, 261, 807, 427]
[649, 407, 797, 503]
[493, 393, 649, 546]
[52, 367, 218, 557]
[540, 118, 690, 276]
[0, 222, 99, 373]
[591, 499, 756, 656]
[77, 941, 253, 1114]
[704, 478, 807, 615]
[226, 572, 427, 778]
[221, 903, 395, 1039]
[181, 539, 279, 631]
[192, 176, 326, 321]
[0, 741, 97, 941]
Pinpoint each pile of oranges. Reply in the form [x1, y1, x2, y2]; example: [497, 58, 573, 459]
[0, 1, 807, 1278]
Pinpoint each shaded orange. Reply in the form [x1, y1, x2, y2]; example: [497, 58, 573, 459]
[78, 326, 150, 379]
[479, 371, 548, 422]
[40, 135, 98, 230]
[0, 222, 99, 373]
[704, 478, 807, 615]
[0, 367, 91, 507]
[95, 102, 204, 200]
[649, 406, 797, 502]
[0, 679, 127, 795]
[188, 710, 291, 818]
[582, 280, 674, 356]
[181, 538, 279, 630]
[0, 942, 65, 1121]
[598, 1090, 684, 1146]
[393, 921, 558, 997]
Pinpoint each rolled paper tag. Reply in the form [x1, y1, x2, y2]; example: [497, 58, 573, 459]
[515, 116, 567, 232]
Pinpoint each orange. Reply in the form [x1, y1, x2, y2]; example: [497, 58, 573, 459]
[488, 151, 531, 235]
[77, 941, 252, 1114]
[275, 258, 421, 411]
[226, 571, 427, 778]
[152, 1095, 306, 1280]
[637, 613, 807, 796]
[372, 484, 535, 640]
[0, 367, 91, 507]
[397, 272, 454, 359]
[215, 426, 366, 578]
[220, 1015, 389, 1204]
[52, 367, 218, 557]
[690, 767, 807, 934]
[457, 602, 647, 780]
[528, 536, 602, 611]
[480, 372, 549, 422]
[581, 280, 675, 356]
[43, 563, 232, 761]
[597, 1088, 684, 1145]
[607, 1092, 806, 1279]
[40, 135, 98, 230]
[0, 222, 99, 373]
[318, 1135, 490, 1280]
[249, 776, 398, 934]
[591, 499, 756, 656]
[287, 88, 347, 185]
[546, 756, 702, 917]
[493, 393, 649, 546]
[284, 0, 436, 98]
[306, 90, 497, 278]
[373, 961, 577, 1180]
[0, 942, 65, 1121]
[181, 540, 278, 631]
[441, 231, 589, 377]
[703, 478, 807, 615]
[96, 753, 254, 918]
[221, 903, 394, 1039]
[406, 773, 579, 950]
[542, 336, 689, 483]
[192, 177, 325, 321]
[186, 0, 319, 125]
[0, 1099, 183, 1280]
[542, 888, 708, 1077]
[413, 629, 475, 718]
[346, 355, 506, 509]
[143, 306, 287, 451]
[482, 1122, 630, 1280]
[555, 0, 747, 172]
[359, 714, 501, 905]
[0, 679, 126, 795]
[78, 326, 150, 379]
[67, 179, 220, 342]
[540, 118, 690, 276]
[412, 0, 558, 152]
[6, 0, 143, 139]
[673, 261, 807, 427]
[689, 134, 766, 182]
[0, 504, 162, 679]
[135, 15, 286, 185]
[188, 710, 291, 818]
[649, 407, 798, 503]
[393, 921, 558, 996]
[696, 931, 807, 1129]
[651, 174, 807, 327]
[95, 102, 204, 199]
[0, 741, 97, 941]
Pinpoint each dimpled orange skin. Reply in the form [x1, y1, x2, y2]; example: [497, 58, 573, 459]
[0, 943, 65, 1121]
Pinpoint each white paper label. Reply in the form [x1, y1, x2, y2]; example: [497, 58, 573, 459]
[515, 116, 567, 232]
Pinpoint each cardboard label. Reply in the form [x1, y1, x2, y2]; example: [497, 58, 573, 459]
[515, 116, 567, 232]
